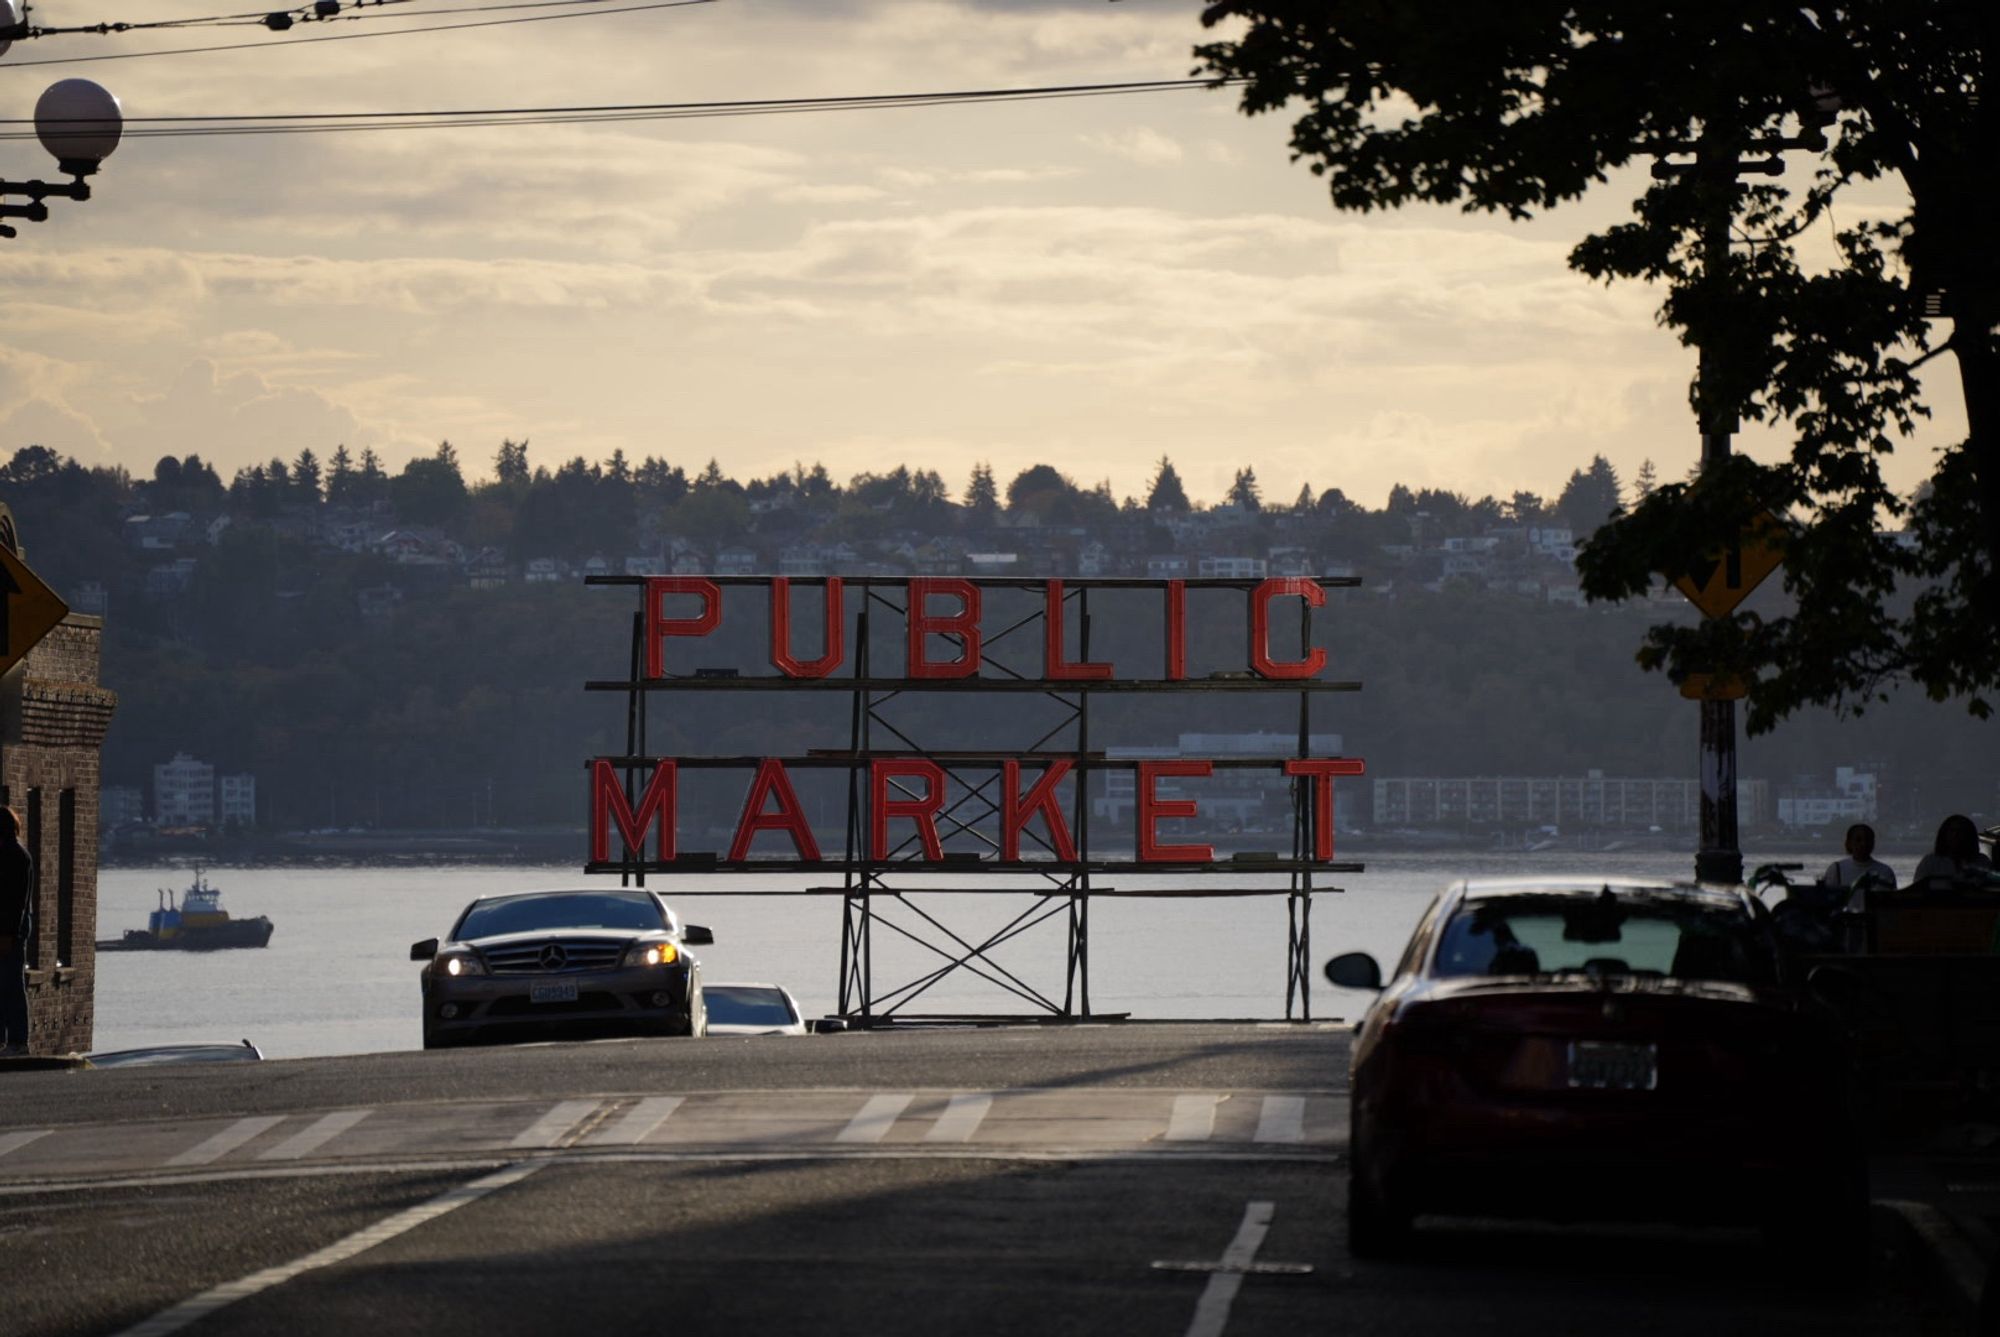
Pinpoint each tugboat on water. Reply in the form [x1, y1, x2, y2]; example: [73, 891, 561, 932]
[99, 869, 273, 951]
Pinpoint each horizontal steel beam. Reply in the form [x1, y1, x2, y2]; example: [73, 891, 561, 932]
[586, 676, 1362, 693]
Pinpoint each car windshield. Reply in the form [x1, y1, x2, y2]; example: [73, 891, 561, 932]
[705, 987, 798, 1026]
[456, 892, 664, 939]
[1432, 891, 1772, 984]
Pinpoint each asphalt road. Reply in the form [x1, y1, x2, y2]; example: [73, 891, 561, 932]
[0, 1025, 1927, 1336]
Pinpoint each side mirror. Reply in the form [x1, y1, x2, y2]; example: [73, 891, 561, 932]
[811, 1017, 849, 1034]
[1324, 952, 1383, 991]
[410, 938, 438, 962]
[683, 925, 714, 946]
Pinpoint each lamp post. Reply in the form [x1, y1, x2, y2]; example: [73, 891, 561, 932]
[0, 75, 122, 239]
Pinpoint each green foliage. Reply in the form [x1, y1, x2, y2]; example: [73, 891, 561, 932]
[1199, 0, 1997, 732]
[1146, 456, 1190, 512]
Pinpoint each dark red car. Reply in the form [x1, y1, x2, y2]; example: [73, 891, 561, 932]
[1328, 878, 1863, 1262]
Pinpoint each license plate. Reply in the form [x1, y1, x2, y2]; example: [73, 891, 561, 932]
[1566, 1040, 1657, 1090]
[529, 980, 578, 1004]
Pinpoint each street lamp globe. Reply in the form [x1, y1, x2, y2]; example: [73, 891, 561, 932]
[35, 78, 122, 176]
[0, 0, 22, 60]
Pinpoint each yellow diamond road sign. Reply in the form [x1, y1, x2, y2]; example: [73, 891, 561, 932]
[0, 543, 68, 676]
[1673, 509, 1787, 619]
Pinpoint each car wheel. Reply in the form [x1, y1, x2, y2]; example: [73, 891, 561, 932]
[422, 1027, 461, 1051]
[1346, 1099, 1412, 1258]
[1765, 1162, 1869, 1284]
[1347, 1164, 1413, 1258]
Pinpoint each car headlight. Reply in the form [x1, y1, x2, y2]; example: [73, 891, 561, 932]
[623, 941, 680, 968]
[438, 950, 486, 977]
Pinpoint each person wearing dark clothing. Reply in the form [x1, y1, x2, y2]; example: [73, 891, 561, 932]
[0, 807, 31, 1055]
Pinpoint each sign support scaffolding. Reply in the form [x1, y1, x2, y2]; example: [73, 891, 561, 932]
[587, 575, 1364, 1025]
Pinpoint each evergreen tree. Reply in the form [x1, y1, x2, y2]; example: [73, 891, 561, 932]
[1145, 456, 1190, 512]
[326, 445, 355, 506]
[1633, 458, 1658, 499]
[1226, 466, 1262, 512]
[1554, 455, 1623, 535]
[292, 448, 322, 505]
[965, 462, 998, 517]
[494, 439, 530, 486]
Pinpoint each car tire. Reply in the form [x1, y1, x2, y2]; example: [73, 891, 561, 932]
[421, 1028, 462, 1051]
[1346, 1165, 1413, 1259]
[1765, 1162, 1870, 1285]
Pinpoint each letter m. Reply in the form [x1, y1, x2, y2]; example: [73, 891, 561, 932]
[591, 758, 677, 863]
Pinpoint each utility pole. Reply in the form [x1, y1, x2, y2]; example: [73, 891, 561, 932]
[1693, 127, 1745, 887]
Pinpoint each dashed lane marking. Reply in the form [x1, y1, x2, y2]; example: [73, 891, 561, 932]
[1166, 1094, 1219, 1142]
[1253, 1096, 1304, 1144]
[112, 1161, 545, 1337]
[166, 1116, 286, 1168]
[259, 1110, 372, 1162]
[588, 1096, 684, 1146]
[0, 1129, 51, 1160]
[836, 1093, 914, 1144]
[1185, 1200, 1275, 1337]
[509, 1100, 603, 1150]
[924, 1093, 992, 1143]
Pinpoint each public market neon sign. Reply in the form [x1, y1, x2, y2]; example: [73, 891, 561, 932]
[587, 576, 1365, 869]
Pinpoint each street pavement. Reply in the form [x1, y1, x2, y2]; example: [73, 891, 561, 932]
[0, 1024, 1930, 1336]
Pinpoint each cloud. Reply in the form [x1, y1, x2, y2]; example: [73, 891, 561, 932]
[1079, 127, 1185, 165]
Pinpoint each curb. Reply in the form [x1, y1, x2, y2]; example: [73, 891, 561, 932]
[1876, 1198, 1988, 1335]
[0, 1053, 91, 1074]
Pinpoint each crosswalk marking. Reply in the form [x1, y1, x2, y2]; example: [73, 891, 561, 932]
[167, 1116, 286, 1167]
[836, 1093, 913, 1144]
[0, 1129, 50, 1160]
[258, 1110, 372, 1162]
[509, 1099, 603, 1150]
[924, 1093, 991, 1143]
[589, 1097, 684, 1146]
[1253, 1095, 1304, 1144]
[1165, 1094, 1219, 1142]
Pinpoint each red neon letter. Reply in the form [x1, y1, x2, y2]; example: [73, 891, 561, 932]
[907, 578, 982, 679]
[728, 759, 821, 861]
[1165, 580, 1186, 681]
[871, 758, 946, 861]
[1002, 759, 1077, 861]
[770, 577, 845, 678]
[1284, 758, 1366, 861]
[590, 758, 677, 863]
[644, 577, 721, 679]
[1044, 581, 1112, 680]
[1250, 578, 1327, 680]
[1137, 760, 1214, 863]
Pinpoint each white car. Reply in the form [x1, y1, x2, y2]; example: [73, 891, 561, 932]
[703, 982, 807, 1036]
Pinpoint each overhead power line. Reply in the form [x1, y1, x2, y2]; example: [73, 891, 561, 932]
[1, 78, 1239, 140]
[1, 0, 717, 68]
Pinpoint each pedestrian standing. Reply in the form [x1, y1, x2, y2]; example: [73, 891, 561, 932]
[0, 807, 31, 1055]
[1818, 823, 1897, 912]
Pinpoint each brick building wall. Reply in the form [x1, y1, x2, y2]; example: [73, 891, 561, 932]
[3, 615, 116, 1055]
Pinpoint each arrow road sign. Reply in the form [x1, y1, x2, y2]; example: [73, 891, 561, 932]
[0, 544, 69, 676]
[1673, 509, 1786, 620]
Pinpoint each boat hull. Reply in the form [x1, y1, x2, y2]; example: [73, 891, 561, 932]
[101, 918, 275, 951]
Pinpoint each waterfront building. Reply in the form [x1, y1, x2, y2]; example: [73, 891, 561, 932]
[153, 752, 216, 827]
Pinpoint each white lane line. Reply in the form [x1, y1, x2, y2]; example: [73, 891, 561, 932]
[1253, 1096, 1304, 1144]
[0, 1129, 51, 1160]
[113, 1160, 544, 1337]
[258, 1110, 373, 1163]
[1185, 1200, 1275, 1337]
[836, 1093, 914, 1144]
[510, 1099, 603, 1149]
[1166, 1094, 1219, 1142]
[924, 1093, 992, 1143]
[588, 1096, 683, 1146]
[166, 1116, 286, 1168]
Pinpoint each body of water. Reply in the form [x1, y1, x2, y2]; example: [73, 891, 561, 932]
[92, 847, 1863, 1058]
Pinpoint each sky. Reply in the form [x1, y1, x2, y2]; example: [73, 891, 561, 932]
[0, 0, 1965, 510]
